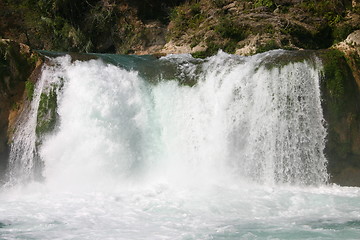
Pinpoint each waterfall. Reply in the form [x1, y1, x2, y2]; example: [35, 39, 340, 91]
[6, 50, 328, 188]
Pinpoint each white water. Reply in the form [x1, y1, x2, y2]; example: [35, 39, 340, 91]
[1, 51, 359, 239]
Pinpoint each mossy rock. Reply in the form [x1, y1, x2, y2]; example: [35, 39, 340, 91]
[261, 49, 317, 69]
[318, 49, 355, 119]
[36, 88, 59, 138]
[318, 49, 360, 185]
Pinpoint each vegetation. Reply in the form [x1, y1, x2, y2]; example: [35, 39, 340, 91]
[25, 80, 35, 100]
[170, 1, 206, 39]
[1, 0, 359, 54]
[36, 88, 58, 137]
[256, 40, 279, 53]
[321, 50, 346, 99]
[215, 17, 248, 42]
[319, 49, 358, 120]
[254, 0, 275, 9]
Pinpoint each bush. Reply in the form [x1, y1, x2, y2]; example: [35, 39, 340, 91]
[332, 24, 357, 43]
[169, 1, 206, 39]
[215, 18, 247, 42]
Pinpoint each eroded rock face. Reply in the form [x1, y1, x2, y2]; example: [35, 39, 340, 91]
[319, 42, 360, 186]
[0, 40, 42, 180]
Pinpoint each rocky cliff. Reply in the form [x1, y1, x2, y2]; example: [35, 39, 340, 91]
[0, 40, 42, 181]
[1, 0, 359, 55]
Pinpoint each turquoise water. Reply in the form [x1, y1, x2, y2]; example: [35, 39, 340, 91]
[1, 184, 360, 239]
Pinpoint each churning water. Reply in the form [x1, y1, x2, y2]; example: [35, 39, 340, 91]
[1, 51, 359, 239]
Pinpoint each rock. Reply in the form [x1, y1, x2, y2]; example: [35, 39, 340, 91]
[223, 2, 236, 10]
[0, 39, 42, 180]
[332, 167, 360, 186]
[334, 30, 360, 91]
[319, 49, 360, 186]
[161, 40, 192, 54]
[345, 30, 360, 46]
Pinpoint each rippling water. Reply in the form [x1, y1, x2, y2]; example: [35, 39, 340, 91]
[1, 184, 360, 239]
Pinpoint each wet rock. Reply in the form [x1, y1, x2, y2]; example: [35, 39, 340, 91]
[0, 39, 42, 179]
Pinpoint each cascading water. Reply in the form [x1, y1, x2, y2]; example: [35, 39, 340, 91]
[1, 51, 359, 240]
[6, 50, 328, 187]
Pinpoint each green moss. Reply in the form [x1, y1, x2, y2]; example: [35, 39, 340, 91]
[36, 89, 58, 137]
[319, 49, 353, 118]
[322, 50, 345, 97]
[25, 81, 35, 100]
[261, 50, 314, 70]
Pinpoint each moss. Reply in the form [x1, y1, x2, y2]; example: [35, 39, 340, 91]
[261, 50, 314, 69]
[319, 49, 355, 119]
[25, 80, 35, 100]
[36, 89, 58, 137]
[320, 49, 360, 182]
[321, 50, 345, 96]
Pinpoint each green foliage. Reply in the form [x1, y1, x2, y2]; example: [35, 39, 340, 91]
[25, 81, 35, 100]
[170, 1, 205, 38]
[332, 24, 357, 43]
[190, 36, 202, 48]
[256, 40, 279, 53]
[39, 15, 90, 52]
[299, 0, 347, 30]
[254, 0, 275, 9]
[263, 24, 275, 34]
[4, 0, 98, 52]
[191, 51, 208, 59]
[215, 18, 248, 42]
[223, 40, 237, 54]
